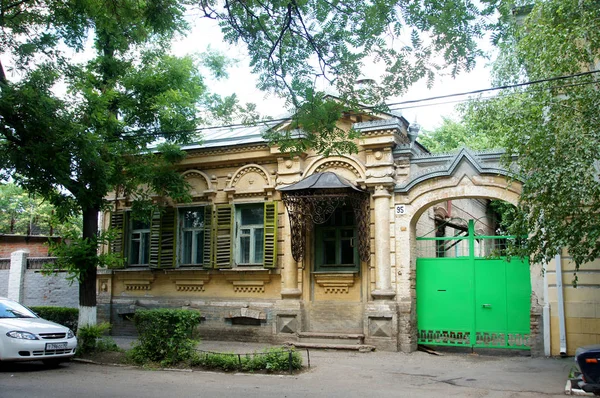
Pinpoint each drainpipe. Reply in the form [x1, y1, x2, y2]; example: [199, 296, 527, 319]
[555, 252, 567, 356]
[543, 262, 550, 356]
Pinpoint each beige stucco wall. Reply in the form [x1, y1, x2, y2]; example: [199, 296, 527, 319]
[546, 254, 600, 356]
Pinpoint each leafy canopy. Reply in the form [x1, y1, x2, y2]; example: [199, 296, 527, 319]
[461, 0, 600, 271]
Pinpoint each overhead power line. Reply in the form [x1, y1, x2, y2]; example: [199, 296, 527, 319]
[112, 69, 600, 140]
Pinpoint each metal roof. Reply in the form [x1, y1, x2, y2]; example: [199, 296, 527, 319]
[180, 119, 286, 150]
[278, 172, 365, 192]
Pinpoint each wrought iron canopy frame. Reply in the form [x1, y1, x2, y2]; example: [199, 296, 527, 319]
[280, 188, 370, 263]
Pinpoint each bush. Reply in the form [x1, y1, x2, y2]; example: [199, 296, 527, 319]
[30, 306, 78, 331]
[190, 348, 302, 373]
[128, 309, 201, 366]
[77, 322, 113, 355]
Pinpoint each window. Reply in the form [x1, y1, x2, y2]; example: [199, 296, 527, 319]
[129, 219, 150, 266]
[315, 205, 358, 271]
[235, 204, 264, 265]
[179, 207, 205, 266]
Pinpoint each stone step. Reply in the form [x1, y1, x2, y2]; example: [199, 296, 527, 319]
[296, 332, 365, 345]
[287, 342, 376, 352]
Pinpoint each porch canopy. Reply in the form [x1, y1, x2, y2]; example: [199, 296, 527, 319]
[278, 172, 370, 262]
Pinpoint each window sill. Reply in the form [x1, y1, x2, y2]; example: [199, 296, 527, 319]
[313, 270, 358, 274]
[114, 267, 152, 272]
[222, 267, 271, 273]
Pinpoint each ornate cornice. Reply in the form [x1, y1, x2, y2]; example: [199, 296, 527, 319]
[396, 148, 518, 193]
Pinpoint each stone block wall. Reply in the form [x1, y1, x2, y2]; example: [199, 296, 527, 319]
[23, 270, 78, 308]
[0, 269, 8, 297]
[0, 250, 77, 308]
[102, 297, 279, 342]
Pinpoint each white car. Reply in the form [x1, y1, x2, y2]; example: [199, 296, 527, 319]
[0, 297, 77, 366]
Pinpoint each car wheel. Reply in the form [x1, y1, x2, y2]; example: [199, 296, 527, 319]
[42, 359, 63, 368]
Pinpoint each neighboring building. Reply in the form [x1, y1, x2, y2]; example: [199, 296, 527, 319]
[95, 109, 569, 355]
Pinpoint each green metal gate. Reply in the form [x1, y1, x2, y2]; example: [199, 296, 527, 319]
[416, 220, 531, 349]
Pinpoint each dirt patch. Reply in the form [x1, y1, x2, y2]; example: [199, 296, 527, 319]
[77, 350, 128, 365]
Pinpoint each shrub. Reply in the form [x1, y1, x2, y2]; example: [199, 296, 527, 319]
[30, 306, 78, 331]
[128, 308, 201, 366]
[77, 322, 113, 355]
[191, 348, 302, 373]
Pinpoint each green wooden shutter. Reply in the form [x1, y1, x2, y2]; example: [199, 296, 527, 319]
[263, 201, 278, 268]
[110, 210, 127, 255]
[149, 209, 161, 267]
[159, 207, 177, 268]
[214, 204, 233, 269]
[203, 205, 214, 268]
[149, 207, 177, 268]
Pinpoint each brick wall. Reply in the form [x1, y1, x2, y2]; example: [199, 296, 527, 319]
[0, 235, 61, 257]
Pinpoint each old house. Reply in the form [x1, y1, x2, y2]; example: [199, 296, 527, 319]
[96, 108, 589, 355]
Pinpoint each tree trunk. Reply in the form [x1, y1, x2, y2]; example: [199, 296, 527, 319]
[78, 206, 99, 328]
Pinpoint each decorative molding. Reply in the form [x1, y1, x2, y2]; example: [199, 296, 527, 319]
[353, 118, 403, 134]
[396, 148, 519, 193]
[226, 164, 275, 199]
[233, 281, 265, 293]
[226, 307, 266, 320]
[124, 280, 153, 291]
[185, 144, 270, 158]
[314, 273, 355, 294]
[315, 161, 362, 179]
[181, 169, 216, 200]
[168, 271, 211, 292]
[116, 271, 155, 291]
[223, 269, 272, 294]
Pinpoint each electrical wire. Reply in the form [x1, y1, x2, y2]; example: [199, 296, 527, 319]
[90, 69, 600, 142]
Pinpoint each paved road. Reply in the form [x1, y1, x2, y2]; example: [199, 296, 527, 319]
[0, 346, 573, 398]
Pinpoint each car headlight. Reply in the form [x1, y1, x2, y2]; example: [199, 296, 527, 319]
[67, 329, 75, 339]
[6, 331, 39, 340]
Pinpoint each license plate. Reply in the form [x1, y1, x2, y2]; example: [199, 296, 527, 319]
[46, 342, 67, 350]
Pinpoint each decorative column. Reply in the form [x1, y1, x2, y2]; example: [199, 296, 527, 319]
[371, 184, 396, 299]
[281, 208, 301, 298]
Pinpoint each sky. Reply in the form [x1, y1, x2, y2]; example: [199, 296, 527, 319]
[172, 16, 495, 132]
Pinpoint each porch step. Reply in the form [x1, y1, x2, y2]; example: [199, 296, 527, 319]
[287, 342, 376, 352]
[286, 332, 374, 351]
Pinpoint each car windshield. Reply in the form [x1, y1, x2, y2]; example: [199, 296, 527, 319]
[0, 300, 37, 318]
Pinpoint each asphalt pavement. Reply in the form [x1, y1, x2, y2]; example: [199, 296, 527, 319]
[0, 336, 576, 398]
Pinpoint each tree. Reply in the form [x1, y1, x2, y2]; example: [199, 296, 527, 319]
[461, 0, 600, 272]
[0, 183, 81, 237]
[0, 0, 500, 326]
[419, 116, 499, 153]
[0, 0, 227, 326]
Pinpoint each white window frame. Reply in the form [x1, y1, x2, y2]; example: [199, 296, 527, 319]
[179, 207, 205, 266]
[129, 218, 150, 266]
[235, 204, 264, 266]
